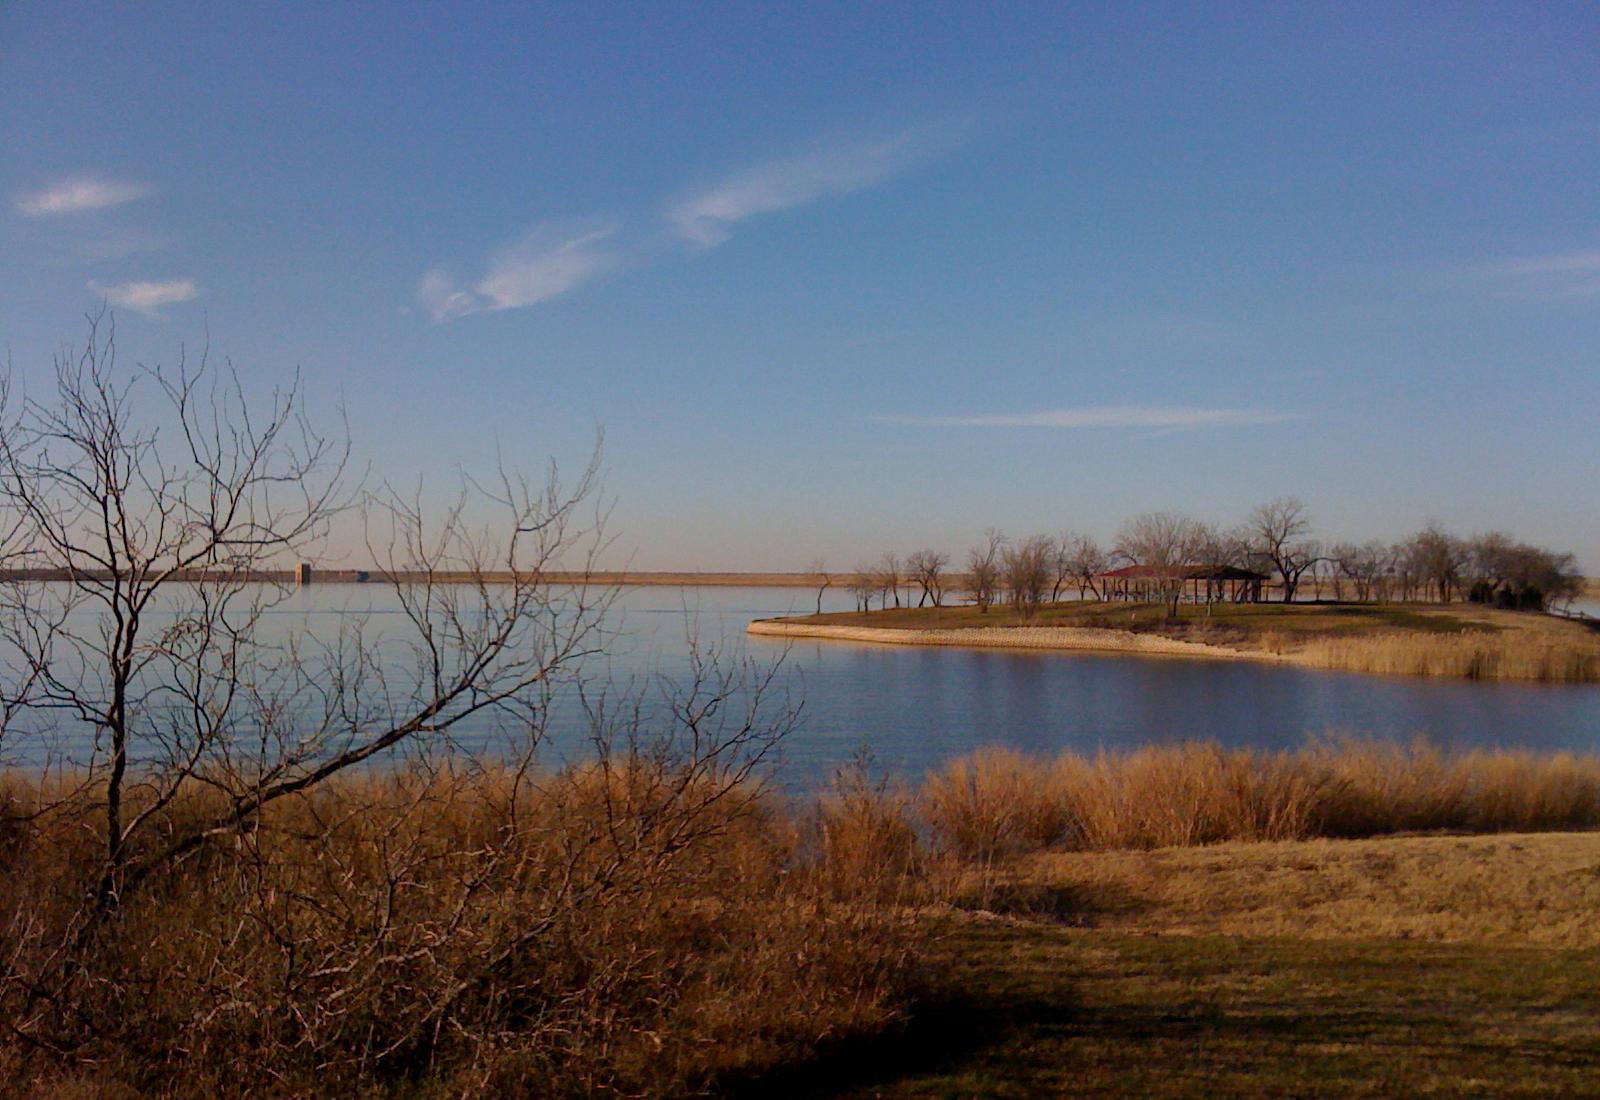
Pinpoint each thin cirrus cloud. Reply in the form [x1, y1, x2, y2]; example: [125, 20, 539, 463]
[667, 120, 968, 247]
[87, 278, 199, 318]
[417, 118, 969, 320]
[876, 406, 1299, 430]
[1476, 249, 1600, 300]
[16, 177, 152, 217]
[417, 221, 619, 322]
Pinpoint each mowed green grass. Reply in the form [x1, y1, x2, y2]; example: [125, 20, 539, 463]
[749, 833, 1600, 1099]
[795, 598, 1494, 638]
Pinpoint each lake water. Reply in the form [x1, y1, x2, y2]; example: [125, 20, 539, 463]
[631, 587, 1600, 780]
[5, 585, 1599, 785]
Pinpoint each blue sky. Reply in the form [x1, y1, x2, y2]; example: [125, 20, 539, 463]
[3, 2, 1598, 569]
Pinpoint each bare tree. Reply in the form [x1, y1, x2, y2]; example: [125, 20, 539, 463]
[906, 548, 949, 607]
[877, 552, 903, 609]
[1061, 533, 1108, 600]
[1048, 535, 1071, 602]
[1001, 535, 1053, 619]
[1405, 524, 1466, 603]
[807, 557, 831, 615]
[1248, 497, 1322, 603]
[0, 320, 342, 908]
[1186, 523, 1233, 608]
[1115, 512, 1206, 618]
[965, 529, 1005, 613]
[1463, 531, 1583, 610]
[0, 323, 867, 1087]
[1332, 540, 1393, 603]
[848, 562, 877, 612]
[0, 318, 611, 919]
[1391, 538, 1422, 601]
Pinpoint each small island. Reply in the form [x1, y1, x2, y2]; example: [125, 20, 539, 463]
[754, 512, 1599, 683]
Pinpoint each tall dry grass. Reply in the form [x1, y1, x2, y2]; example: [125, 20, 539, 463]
[0, 760, 919, 1099]
[914, 739, 1600, 858]
[918, 748, 1074, 862]
[8, 737, 1600, 1096]
[1286, 630, 1600, 682]
[811, 755, 923, 902]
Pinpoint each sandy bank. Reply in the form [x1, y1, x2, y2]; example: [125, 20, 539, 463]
[746, 618, 1275, 662]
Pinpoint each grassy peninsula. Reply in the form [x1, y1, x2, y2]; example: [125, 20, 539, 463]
[753, 599, 1600, 682]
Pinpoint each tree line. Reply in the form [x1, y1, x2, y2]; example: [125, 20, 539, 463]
[820, 497, 1585, 619]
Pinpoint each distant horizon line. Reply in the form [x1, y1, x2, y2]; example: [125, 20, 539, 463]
[5, 568, 1596, 591]
[0, 567, 836, 587]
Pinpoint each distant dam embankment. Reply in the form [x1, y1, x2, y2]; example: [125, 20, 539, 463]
[0, 568, 828, 587]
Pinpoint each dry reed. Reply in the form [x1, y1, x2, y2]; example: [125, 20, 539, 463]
[811, 755, 924, 902]
[914, 739, 1600, 857]
[918, 748, 1075, 861]
[1289, 630, 1600, 682]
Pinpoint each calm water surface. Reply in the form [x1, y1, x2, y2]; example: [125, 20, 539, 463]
[8, 585, 1600, 785]
[608, 587, 1600, 780]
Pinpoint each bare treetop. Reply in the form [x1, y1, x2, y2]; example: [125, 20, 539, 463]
[1248, 497, 1322, 602]
[1114, 512, 1207, 616]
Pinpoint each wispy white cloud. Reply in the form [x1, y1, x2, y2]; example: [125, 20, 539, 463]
[667, 119, 969, 247]
[415, 117, 972, 320]
[17, 177, 151, 217]
[1474, 249, 1600, 301]
[876, 406, 1298, 429]
[87, 278, 199, 317]
[415, 270, 483, 324]
[417, 221, 619, 322]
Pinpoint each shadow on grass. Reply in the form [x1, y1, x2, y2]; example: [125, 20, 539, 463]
[715, 987, 1079, 1099]
[718, 922, 1600, 1098]
[960, 878, 1153, 927]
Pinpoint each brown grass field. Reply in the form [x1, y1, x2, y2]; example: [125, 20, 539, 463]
[826, 832, 1600, 1099]
[798, 742, 1600, 1097]
[8, 740, 1600, 1097]
[767, 599, 1600, 682]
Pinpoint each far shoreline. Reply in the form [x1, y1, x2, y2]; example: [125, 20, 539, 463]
[0, 569, 832, 588]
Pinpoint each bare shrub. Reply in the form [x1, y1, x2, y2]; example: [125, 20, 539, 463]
[0, 323, 917, 1097]
[0, 662, 917, 1097]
